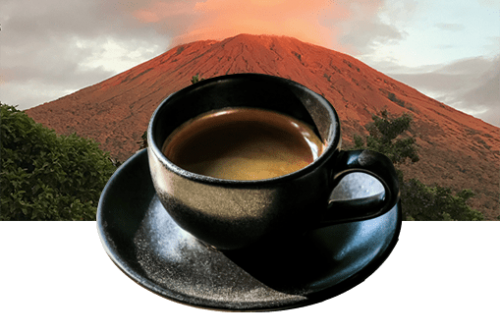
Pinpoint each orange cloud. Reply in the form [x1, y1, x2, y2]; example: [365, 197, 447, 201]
[131, 0, 384, 52]
[177, 0, 347, 49]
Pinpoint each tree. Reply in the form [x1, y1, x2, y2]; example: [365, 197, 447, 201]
[354, 108, 419, 165]
[1, 103, 117, 220]
[401, 179, 483, 221]
[353, 108, 483, 221]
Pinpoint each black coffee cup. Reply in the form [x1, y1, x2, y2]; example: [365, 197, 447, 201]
[147, 74, 399, 250]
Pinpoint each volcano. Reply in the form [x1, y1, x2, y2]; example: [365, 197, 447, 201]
[25, 34, 499, 219]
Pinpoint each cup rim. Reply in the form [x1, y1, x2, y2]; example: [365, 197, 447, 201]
[147, 73, 341, 185]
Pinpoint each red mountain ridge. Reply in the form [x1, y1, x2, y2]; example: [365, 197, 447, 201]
[25, 34, 499, 219]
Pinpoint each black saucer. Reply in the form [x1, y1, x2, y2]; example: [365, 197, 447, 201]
[97, 149, 402, 311]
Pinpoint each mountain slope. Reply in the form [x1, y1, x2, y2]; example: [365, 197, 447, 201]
[25, 34, 499, 219]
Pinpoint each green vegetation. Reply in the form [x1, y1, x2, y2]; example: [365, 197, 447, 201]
[353, 108, 483, 221]
[139, 130, 148, 149]
[191, 74, 205, 84]
[383, 91, 419, 112]
[400, 180, 483, 221]
[387, 92, 406, 108]
[355, 109, 419, 165]
[1, 103, 117, 220]
[292, 51, 302, 61]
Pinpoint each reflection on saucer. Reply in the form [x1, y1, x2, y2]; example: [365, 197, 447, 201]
[139, 196, 202, 263]
[132, 194, 305, 306]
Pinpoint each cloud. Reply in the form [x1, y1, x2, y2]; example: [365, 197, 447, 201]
[434, 23, 465, 32]
[388, 56, 500, 126]
[133, 1, 199, 23]
[166, 0, 346, 50]
[338, 19, 404, 54]
[0, 0, 166, 109]
[450, 58, 499, 126]
[334, 0, 409, 55]
[131, 0, 403, 55]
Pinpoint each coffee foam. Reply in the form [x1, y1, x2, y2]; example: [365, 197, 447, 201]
[162, 108, 324, 180]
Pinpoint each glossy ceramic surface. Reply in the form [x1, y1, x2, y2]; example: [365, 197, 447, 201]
[147, 74, 399, 250]
[97, 149, 402, 311]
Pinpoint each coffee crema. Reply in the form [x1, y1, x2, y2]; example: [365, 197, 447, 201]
[162, 108, 325, 181]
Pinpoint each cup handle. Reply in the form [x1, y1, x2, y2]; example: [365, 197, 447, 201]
[318, 149, 400, 226]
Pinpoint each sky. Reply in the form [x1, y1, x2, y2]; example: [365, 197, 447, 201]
[1, 0, 498, 126]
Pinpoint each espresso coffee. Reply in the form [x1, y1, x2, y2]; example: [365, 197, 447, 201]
[162, 108, 324, 180]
